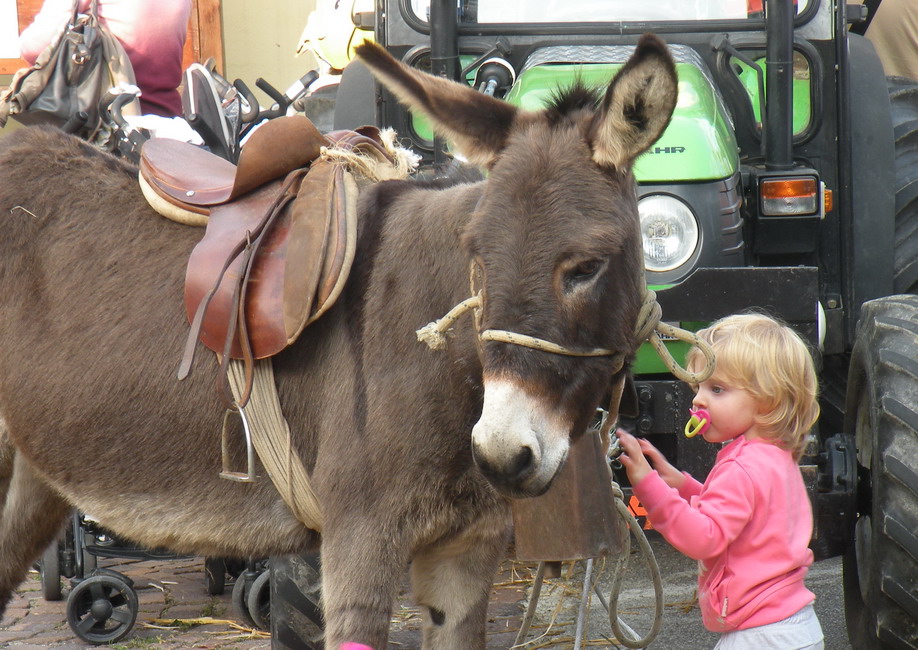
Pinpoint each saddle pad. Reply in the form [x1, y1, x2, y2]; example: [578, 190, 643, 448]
[183, 159, 357, 359]
[140, 115, 328, 210]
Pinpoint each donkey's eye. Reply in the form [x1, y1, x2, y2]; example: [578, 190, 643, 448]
[572, 260, 602, 279]
[562, 258, 606, 292]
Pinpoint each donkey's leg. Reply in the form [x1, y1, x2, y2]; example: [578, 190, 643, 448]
[320, 524, 407, 649]
[410, 520, 510, 650]
[0, 450, 70, 620]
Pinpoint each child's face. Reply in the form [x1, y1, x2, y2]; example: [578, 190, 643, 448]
[691, 374, 761, 444]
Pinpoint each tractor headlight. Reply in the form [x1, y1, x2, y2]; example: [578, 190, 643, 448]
[638, 194, 700, 273]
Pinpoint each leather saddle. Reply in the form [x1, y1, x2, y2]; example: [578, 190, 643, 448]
[139, 115, 393, 403]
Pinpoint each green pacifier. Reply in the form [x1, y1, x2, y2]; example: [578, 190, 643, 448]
[684, 407, 711, 438]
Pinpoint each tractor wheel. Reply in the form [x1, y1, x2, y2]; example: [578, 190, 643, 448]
[269, 553, 324, 649]
[888, 77, 918, 294]
[843, 295, 918, 649]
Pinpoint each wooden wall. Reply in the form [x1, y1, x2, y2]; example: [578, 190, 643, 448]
[1, 0, 224, 75]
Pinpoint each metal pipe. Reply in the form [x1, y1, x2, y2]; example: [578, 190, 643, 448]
[764, 0, 795, 170]
[428, 0, 459, 169]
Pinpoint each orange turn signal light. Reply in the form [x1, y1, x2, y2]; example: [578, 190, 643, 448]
[760, 177, 819, 216]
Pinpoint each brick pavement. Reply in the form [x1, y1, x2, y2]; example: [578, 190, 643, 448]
[0, 555, 534, 649]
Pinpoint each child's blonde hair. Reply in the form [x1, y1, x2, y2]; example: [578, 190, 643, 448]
[685, 313, 819, 460]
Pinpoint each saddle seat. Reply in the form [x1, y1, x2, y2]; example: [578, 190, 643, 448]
[139, 114, 328, 219]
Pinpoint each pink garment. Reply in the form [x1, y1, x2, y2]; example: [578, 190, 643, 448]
[633, 435, 815, 633]
[19, 0, 191, 117]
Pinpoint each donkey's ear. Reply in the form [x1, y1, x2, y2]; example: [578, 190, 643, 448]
[355, 41, 522, 168]
[589, 34, 678, 171]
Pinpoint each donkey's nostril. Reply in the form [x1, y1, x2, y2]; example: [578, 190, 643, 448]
[507, 446, 534, 479]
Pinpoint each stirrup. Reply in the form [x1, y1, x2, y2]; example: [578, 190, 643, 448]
[220, 404, 256, 482]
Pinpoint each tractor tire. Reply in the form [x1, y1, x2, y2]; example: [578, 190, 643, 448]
[269, 553, 324, 649]
[843, 295, 918, 649]
[888, 77, 918, 294]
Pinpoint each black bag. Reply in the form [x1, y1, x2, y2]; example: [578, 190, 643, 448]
[0, 0, 139, 139]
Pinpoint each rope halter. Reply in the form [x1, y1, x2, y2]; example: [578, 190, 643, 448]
[415, 287, 715, 387]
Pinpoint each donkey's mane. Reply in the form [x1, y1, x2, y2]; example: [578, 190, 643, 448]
[545, 79, 602, 125]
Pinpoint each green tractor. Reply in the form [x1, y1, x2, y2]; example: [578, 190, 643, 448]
[277, 1, 918, 647]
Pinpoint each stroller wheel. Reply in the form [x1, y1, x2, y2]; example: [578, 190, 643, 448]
[246, 569, 271, 630]
[232, 568, 259, 629]
[39, 539, 63, 601]
[232, 559, 268, 629]
[66, 572, 138, 644]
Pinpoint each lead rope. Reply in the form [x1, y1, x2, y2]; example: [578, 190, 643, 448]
[595, 480, 665, 649]
[420, 287, 715, 649]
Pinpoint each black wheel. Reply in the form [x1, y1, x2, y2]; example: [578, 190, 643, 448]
[80, 530, 98, 576]
[66, 572, 139, 644]
[204, 557, 227, 596]
[269, 553, 324, 649]
[246, 568, 271, 630]
[39, 539, 62, 601]
[889, 77, 918, 294]
[232, 567, 259, 629]
[843, 295, 918, 649]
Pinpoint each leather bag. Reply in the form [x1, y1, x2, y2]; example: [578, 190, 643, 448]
[0, 0, 139, 140]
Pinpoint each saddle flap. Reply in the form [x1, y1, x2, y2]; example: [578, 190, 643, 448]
[308, 165, 358, 327]
[281, 159, 336, 340]
[184, 159, 357, 360]
[184, 179, 289, 358]
[282, 160, 359, 341]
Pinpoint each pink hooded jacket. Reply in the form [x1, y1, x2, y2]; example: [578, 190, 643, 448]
[20, 0, 190, 117]
[633, 435, 815, 632]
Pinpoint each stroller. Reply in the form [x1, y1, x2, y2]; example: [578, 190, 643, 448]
[39, 510, 260, 644]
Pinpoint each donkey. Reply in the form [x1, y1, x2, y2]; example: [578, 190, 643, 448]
[0, 35, 676, 648]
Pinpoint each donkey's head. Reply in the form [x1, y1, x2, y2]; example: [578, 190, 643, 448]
[358, 35, 677, 497]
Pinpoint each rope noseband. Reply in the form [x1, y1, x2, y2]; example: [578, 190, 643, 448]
[416, 287, 715, 387]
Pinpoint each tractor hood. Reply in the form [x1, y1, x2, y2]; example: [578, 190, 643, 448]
[504, 45, 739, 182]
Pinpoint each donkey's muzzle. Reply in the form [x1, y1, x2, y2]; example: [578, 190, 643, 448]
[471, 378, 570, 497]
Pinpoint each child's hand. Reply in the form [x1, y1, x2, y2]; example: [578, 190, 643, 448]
[635, 437, 685, 490]
[616, 430, 653, 486]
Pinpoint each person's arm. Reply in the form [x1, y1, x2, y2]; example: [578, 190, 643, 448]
[676, 471, 704, 499]
[19, 0, 88, 64]
[633, 460, 755, 560]
[618, 429, 704, 499]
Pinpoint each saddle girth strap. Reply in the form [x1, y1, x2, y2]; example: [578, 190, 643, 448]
[226, 358, 323, 531]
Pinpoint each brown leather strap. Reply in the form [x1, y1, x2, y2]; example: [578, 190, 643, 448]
[219, 238, 256, 406]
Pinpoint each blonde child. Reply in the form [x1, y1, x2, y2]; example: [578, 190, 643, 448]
[618, 313, 824, 649]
